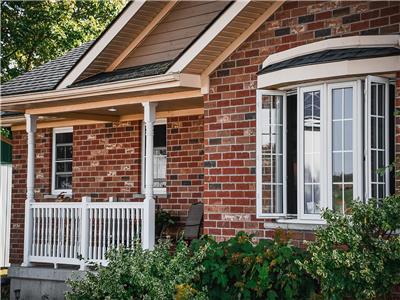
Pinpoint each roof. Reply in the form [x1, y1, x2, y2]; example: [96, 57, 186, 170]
[259, 47, 400, 74]
[1, 41, 93, 96]
[71, 60, 173, 88]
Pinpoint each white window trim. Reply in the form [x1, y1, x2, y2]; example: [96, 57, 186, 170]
[256, 90, 287, 218]
[326, 81, 363, 212]
[256, 76, 392, 222]
[52, 127, 73, 196]
[141, 119, 167, 196]
[298, 84, 327, 220]
[365, 75, 391, 199]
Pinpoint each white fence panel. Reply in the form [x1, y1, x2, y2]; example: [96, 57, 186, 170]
[0, 164, 12, 268]
[26, 198, 145, 268]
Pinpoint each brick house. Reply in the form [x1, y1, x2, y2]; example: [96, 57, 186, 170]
[1, 1, 399, 298]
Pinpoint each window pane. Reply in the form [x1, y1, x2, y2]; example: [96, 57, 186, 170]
[261, 95, 284, 214]
[56, 175, 72, 190]
[54, 130, 73, 191]
[331, 87, 353, 214]
[369, 82, 386, 199]
[56, 132, 73, 144]
[303, 90, 320, 215]
[154, 124, 166, 148]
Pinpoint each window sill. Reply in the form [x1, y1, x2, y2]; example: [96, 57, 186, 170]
[132, 193, 169, 199]
[264, 218, 326, 231]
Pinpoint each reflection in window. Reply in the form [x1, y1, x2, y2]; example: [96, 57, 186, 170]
[303, 91, 320, 214]
[261, 95, 284, 214]
[332, 87, 353, 213]
[54, 131, 73, 190]
[370, 82, 386, 198]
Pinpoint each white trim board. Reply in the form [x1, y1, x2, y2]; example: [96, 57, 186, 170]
[257, 56, 400, 89]
[262, 35, 400, 68]
[57, 1, 146, 89]
[167, 0, 251, 73]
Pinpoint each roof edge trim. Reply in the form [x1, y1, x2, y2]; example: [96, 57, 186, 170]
[57, 1, 146, 90]
[262, 35, 400, 68]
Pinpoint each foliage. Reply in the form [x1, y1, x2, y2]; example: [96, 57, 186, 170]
[156, 208, 175, 228]
[0, 127, 12, 139]
[66, 239, 207, 300]
[299, 197, 400, 300]
[191, 231, 315, 300]
[1, 0, 125, 82]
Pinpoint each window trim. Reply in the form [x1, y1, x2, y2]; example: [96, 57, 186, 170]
[326, 81, 363, 212]
[256, 89, 287, 218]
[298, 84, 327, 220]
[52, 127, 73, 196]
[256, 75, 392, 221]
[141, 119, 167, 195]
[365, 75, 391, 199]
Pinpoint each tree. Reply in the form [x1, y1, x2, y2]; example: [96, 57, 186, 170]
[1, 0, 125, 82]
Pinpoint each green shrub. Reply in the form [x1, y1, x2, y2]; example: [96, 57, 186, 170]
[191, 231, 315, 300]
[299, 196, 400, 300]
[66, 239, 208, 300]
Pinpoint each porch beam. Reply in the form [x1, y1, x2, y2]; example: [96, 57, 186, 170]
[142, 102, 156, 250]
[22, 114, 37, 267]
[11, 107, 204, 131]
[25, 90, 202, 115]
[60, 112, 120, 122]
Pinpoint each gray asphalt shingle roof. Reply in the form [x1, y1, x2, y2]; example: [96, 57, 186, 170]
[71, 60, 174, 88]
[1, 41, 93, 96]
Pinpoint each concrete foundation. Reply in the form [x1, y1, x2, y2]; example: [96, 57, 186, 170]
[8, 265, 84, 300]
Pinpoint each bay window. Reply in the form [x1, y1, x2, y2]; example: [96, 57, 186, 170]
[256, 76, 393, 220]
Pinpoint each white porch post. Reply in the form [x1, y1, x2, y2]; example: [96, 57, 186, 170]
[142, 102, 156, 250]
[22, 114, 37, 267]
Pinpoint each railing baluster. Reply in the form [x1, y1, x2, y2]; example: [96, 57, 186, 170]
[40, 208, 44, 256]
[102, 208, 106, 260]
[44, 208, 48, 256]
[97, 209, 102, 260]
[126, 209, 130, 248]
[107, 208, 111, 252]
[112, 208, 116, 248]
[70, 208, 74, 258]
[65, 208, 70, 258]
[136, 208, 140, 238]
[117, 209, 120, 248]
[122, 208, 125, 247]
[32, 208, 36, 256]
[89, 208, 93, 260]
[94, 208, 98, 260]
[131, 208, 135, 246]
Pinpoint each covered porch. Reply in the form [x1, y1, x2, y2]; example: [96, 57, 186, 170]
[8, 76, 204, 270]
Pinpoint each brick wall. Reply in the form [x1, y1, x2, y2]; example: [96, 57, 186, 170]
[10, 128, 52, 263]
[163, 115, 204, 222]
[9, 117, 204, 262]
[73, 121, 142, 201]
[203, 0, 400, 243]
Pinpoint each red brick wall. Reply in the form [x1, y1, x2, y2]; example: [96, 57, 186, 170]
[9, 117, 204, 262]
[163, 115, 204, 222]
[73, 121, 142, 201]
[203, 0, 400, 243]
[10, 128, 52, 263]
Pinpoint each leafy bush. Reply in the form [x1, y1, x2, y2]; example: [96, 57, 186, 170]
[66, 239, 207, 300]
[299, 196, 400, 300]
[191, 231, 315, 300]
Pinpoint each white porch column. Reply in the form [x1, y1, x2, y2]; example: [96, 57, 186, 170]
[22, 114, 37, 266]
[142, 102, 156, 250]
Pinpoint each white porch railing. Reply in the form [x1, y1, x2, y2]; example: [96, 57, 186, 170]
[25, 196, 145, 269]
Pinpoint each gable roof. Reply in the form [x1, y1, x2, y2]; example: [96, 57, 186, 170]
[0, 41, 93, 96]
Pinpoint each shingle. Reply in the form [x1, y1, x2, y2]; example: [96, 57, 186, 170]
[70, 60, 173, 88]
[1, 41, 93, 96]
[258, 47, 400, 75]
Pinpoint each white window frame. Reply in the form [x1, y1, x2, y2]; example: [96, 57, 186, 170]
[257, 76, 392, 222]
[298, 85, 327, 220]
[326, 81, 363, 213]
[256, 89, 287, 218]
[365, 75, 390, 199]
[52, 127, 73, 195]
[141, 119, 167, 195]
